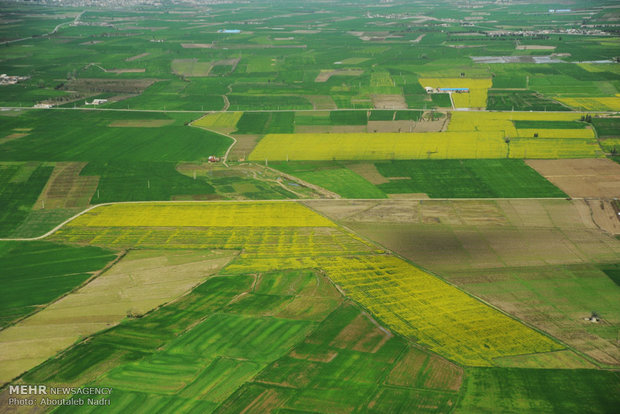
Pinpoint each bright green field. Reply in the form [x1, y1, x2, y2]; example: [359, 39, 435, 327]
[375, 159, 567, 198]
[270, 162, 386, 198]
[0, 241, 115, 328]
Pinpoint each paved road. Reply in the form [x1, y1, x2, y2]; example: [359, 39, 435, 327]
[3, 106, 618, 115]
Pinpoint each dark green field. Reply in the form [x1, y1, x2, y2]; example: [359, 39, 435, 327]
[0, 241, 115, 328]
[457, 368, 620, 414]
[487, 90, 570, 111]
[600, 263, 620, 287]
[513, 120, 588, 129]
[592, 117, 620, 137]
[329, 110, 368, 125]
[82, 161, 217, 203]
[375, 160, 567, 198]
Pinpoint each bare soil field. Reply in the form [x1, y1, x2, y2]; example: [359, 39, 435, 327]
[228, 134, 261, 161]
[213, 44, 306, 50]
[371, 94, 407, 109]
[315, 69, 364, 83]
[62, 78, 157, 94]
[586, 199, 620, 235]
[0, 250, 237, 386]
[310, 199, 620, 270]
[171, 59, 212, 77]
[125, 52, 150, 61]
[367, 120, 417, 133]
[33, 162, 98, 209]
[347, 163, 390, 185]
[305, 95, 337, 110]
[516, 45, 556, 50]
[181, 43, 214, 48]
[106, 68, 146, 74]
[526, 158, 620, 199]
[108, 119, 174, 127]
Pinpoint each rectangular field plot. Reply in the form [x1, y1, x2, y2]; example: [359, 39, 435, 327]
[34, 162, 98, 209]
[419, 78, 492, 108]
[0, 162, 53, 236]
[192, 112, 243, 132]
[249, 132, 508, 161]
[374, 159, 566, 198]
[515, 128, 595, 139]
[592, 117, 620, 137]
[65, 202, 335, 228]
[53, 226, 375, 257]
[82, 161, 217, 203]
[0, 110, 232, 162]
[487, 90, 570, 111]
[445, 111, 603, 158]
[526, 158, 620, 199]
[557, 96, 620, 111]
[270, 162, 387, 199]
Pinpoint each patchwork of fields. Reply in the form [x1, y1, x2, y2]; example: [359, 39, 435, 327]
[248, 111, 605, 161]
[1, 0, 620, 412]
[46, 202, 565, 367]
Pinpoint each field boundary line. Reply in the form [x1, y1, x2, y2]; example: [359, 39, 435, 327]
[3, 106, 619, 115]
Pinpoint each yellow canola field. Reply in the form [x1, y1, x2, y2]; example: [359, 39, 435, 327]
[54, 202, 565, 366]
[54, 226, 374, 257]
[419, 78, 492, 108]
[193, 112, 242, 129]
[448, 111, 585, 133]
[249, 132, 507, 161]
[314, 255, 563, 366]
[515, 128, 595, 139]
[509, 138, 604, 158]
[557, 97, 620, 111]
[68, 202, 336, 228]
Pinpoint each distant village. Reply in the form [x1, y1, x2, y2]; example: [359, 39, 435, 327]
[0, 74, 29, 86]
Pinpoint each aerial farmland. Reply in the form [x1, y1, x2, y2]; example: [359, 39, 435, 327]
[0, 0, 619, 412]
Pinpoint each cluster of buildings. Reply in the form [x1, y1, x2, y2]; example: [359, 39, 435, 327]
[0, 74, 29, 86]
[424, 87, 469, 94]
[85, 99, 108, 105]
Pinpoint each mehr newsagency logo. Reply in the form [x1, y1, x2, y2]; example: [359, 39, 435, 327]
[8, 384, 112, 407]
